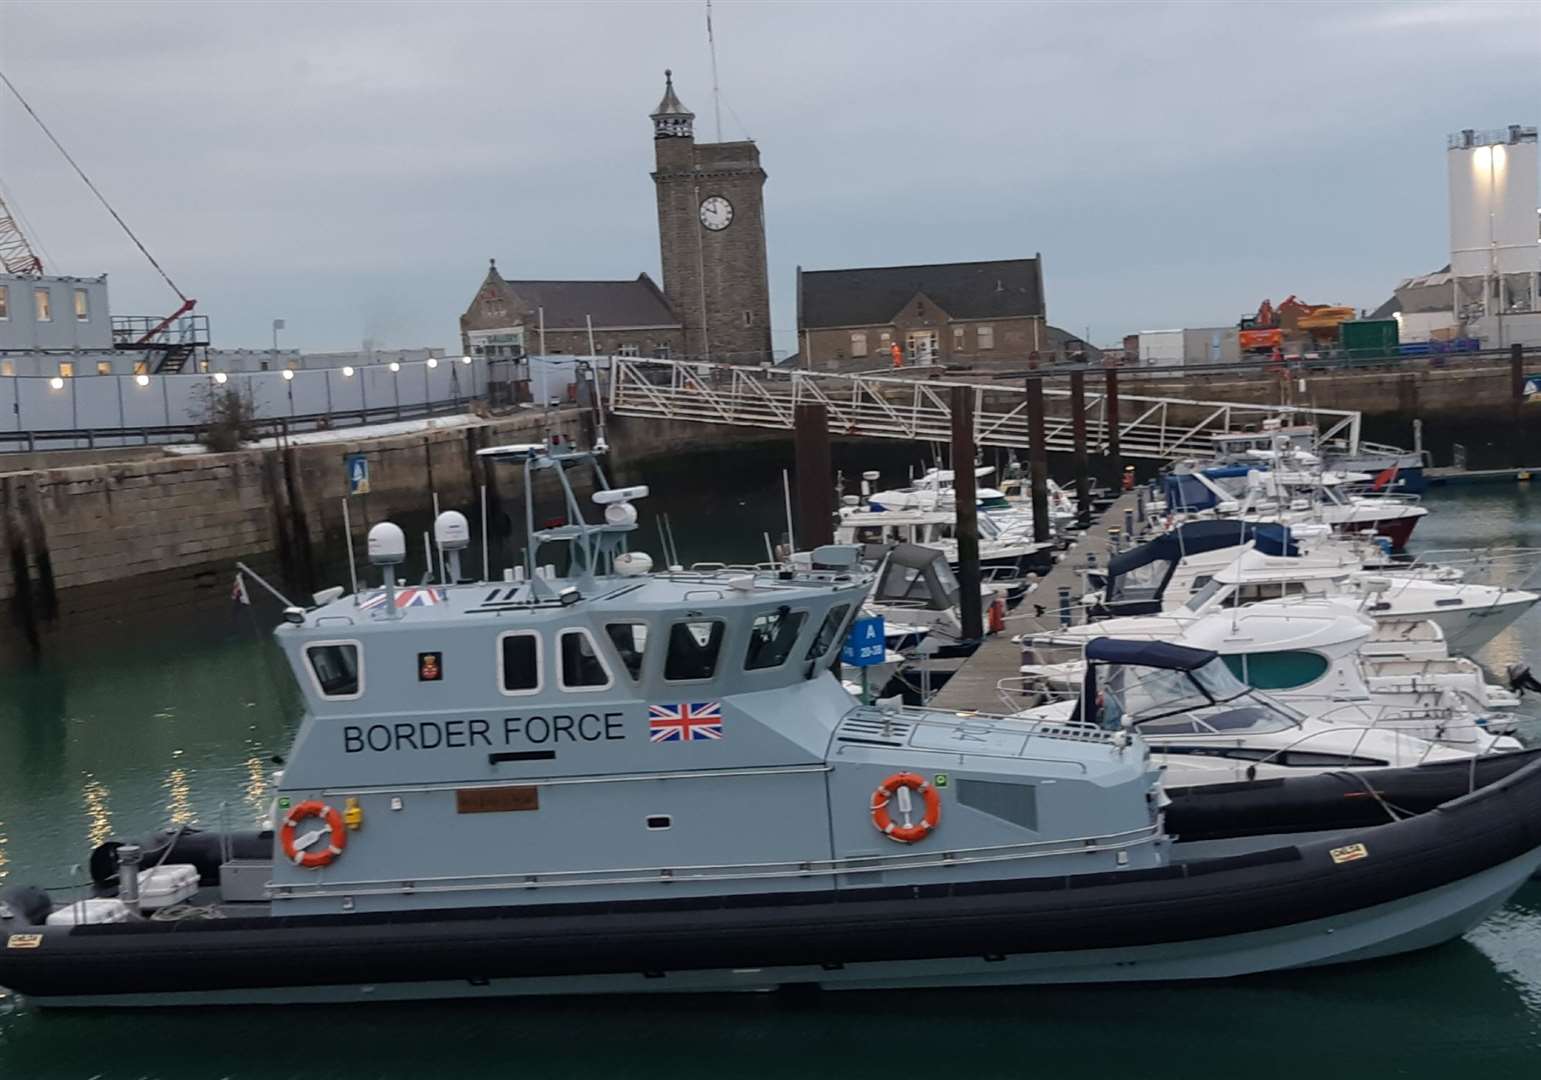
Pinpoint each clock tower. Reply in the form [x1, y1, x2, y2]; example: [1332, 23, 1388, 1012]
[651, 70, 772, 363]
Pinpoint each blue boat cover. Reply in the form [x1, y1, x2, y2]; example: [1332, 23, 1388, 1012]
[1105, 521, 1296, 581]
[1086, 638, 1217, 670]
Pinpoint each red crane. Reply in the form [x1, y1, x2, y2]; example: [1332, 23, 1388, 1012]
[0, 190, 44, 276]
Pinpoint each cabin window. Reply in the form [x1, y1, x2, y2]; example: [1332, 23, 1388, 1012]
[96, 361, 113, 376]
[559, 628, 612, 690]
[306, 642, 362, 699]
[34, 287, 51, 322]
[1221, 650, 1331, 691]
[806, 604, 853, 661]
[0, 360, 12, 377]
[498, 631, 542, 695]
[744, 608, 808, 670]
[1236, 581, 1307, 604]
[664, 620, 725, 682]
[74, 288, 90, 321]
[606, 622, 648, 680]
[0, 285, 8, 319]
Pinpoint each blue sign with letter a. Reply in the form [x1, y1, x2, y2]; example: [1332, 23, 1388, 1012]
[841, 615, 887, 668]
[346, 453, 370, 495]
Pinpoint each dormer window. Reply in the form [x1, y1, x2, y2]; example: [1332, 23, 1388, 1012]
[306, 642, 362, 700]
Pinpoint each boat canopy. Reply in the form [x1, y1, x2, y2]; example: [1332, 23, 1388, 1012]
[1086, 638, 1217, 671]
[1098, 521, 1297, 616]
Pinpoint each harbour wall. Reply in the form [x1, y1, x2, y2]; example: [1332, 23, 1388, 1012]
[0, 410, 591, 646]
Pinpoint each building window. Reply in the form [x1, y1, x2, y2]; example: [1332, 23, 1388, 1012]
[653, 344, 672, 360]
[952, 326, 965, 350]
[58, 361, 75, 378]
[0, 360, 13, 377]
[618, 344, 640, 358]
[34, 288, 51, 322]
[97, 361, 113, 376]
[879, 331, 892, 345]
[850, 331, 868, 358]
[0, 285, 8, 319]
[74, 289, 90, 321]
[978, 325, 995, 350]
[743, 311, 753, 327]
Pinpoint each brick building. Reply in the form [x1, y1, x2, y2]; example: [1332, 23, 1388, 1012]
[460, 72, 772, 364]
[796, 257, 1048, 371]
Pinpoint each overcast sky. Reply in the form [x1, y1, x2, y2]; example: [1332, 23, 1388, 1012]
[1, 0, 1537, 354]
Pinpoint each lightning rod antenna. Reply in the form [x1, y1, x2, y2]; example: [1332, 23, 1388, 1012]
[706, 1, 723, 142]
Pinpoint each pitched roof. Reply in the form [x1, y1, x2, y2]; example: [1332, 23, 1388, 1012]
[799, 258, 1044, 329]
[476, 271, 679, 329]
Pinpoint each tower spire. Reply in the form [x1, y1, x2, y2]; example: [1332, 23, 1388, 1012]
[650, 69, 694, 140]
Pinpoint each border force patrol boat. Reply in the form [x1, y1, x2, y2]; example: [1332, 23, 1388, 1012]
[4, 442, 1541, 1008]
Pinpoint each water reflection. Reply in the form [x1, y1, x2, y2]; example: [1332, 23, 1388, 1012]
[0, 819, 8, 883]
[163, 767, 194, 826]
[243, 754, 272, 822]
[80, 774, 112, 848]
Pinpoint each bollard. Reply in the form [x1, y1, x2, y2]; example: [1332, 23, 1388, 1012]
[1058, 585, 1073, 628]
[117, 844, 143, 909]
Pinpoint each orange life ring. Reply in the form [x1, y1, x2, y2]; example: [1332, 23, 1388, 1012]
[870, 772, 941, 844]
[280, 800, 347, 869]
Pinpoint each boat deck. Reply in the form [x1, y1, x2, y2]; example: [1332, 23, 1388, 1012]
[929, 491, 1140, 713]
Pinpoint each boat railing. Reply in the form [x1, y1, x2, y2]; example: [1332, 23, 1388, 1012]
[267, 820, 1164, 902]
[844, 702, 1121, 752]
[1393, 546, 1541, 593]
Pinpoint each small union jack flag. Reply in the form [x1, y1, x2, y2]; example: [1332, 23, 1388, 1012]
[360, 587, 448, 611]
[649, 702, 723, 742]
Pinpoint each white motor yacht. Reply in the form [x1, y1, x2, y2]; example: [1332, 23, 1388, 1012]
[835, 501, 1054, 580]
[1011, 639, 1488, 789]
[1089, 524, 1539, 655]
[1019, 602, 1522, 751]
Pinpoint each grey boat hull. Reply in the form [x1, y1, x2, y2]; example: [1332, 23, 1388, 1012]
[22, 846, 1540, 1008]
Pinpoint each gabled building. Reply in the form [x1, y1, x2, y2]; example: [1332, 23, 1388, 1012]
[460, 261, 683, 360]
[796, 257, 1047, 370]
[458, 71, 773, 365]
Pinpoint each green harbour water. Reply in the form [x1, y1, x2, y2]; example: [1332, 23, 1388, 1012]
[1, 476, 1539, 1080]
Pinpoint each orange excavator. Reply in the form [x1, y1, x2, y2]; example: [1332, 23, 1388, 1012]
[1239, 295, 1356, 356]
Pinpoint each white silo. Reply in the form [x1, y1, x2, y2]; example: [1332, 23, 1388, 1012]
[1447, 125, 1539, 328]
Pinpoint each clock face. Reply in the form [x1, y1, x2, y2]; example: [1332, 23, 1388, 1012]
[699, 196, 734, 231]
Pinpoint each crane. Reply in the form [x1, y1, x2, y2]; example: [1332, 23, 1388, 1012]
[0, 190, 44, 276]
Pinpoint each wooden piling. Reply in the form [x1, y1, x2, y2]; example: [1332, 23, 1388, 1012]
[950, 386, 984, 641]
[1512, 344, 1525, 464]
[1105, 366, 1122, 475]
[793, 402, 834, 550]
[1025, 368, 1051, 546]
[1069, 369, 1091, 529]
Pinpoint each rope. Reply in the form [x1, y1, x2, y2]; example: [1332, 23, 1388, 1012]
[1339, 771, 1405, 824]
[0, 68, 188, 303]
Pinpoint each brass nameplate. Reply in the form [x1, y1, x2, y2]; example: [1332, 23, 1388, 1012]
[7, 934, 43, 950]
[456, 786, 539, 814]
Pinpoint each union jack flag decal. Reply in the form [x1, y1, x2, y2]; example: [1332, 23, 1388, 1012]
[649, 702, 723, 742]
[360, 587, 448, 611]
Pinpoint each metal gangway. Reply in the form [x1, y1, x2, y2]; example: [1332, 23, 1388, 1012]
[605, 358, 1362, 461]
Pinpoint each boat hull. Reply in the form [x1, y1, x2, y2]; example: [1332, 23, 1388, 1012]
[7, 757, 1541, 1008]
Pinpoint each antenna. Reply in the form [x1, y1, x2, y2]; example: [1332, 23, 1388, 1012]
[705, 0, 723, 142]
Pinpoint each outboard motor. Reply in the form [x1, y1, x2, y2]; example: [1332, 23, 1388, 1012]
[0, 884, 54, 926]
[1508, 662, 1541, 697]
